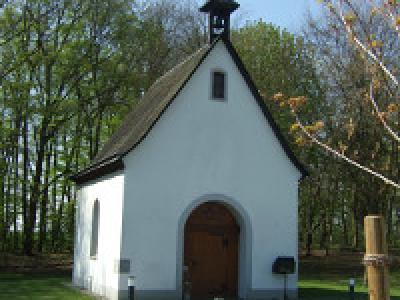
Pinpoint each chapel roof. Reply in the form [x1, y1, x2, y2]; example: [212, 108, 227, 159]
[94, 45, 211, 165]
[72, 37, 308, 184]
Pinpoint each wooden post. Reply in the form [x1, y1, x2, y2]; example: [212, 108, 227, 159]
[364, 216, 390, 300]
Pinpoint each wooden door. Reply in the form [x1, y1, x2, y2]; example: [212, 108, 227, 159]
[184, 203, 239, 300]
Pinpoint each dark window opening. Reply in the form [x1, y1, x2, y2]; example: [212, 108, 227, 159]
[90, 200, 100, 258]
[212, 71, 226, 100]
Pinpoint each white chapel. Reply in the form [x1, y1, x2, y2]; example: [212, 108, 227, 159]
[72, 1, 307, 299]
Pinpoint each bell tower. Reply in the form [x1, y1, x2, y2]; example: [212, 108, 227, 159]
[200, 0, 240, 43]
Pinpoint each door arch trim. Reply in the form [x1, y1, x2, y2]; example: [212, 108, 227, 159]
[176, 194, 253, 299]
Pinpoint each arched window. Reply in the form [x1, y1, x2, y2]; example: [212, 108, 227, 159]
[90, 199, 100, 258]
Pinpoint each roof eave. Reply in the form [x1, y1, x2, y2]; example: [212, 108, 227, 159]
[70, 155, 125, 185]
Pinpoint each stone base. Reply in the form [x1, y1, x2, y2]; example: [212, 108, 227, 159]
[246, 288, 298, 300]
[118, 290, 180, 300]
[117, 289, 298, 300]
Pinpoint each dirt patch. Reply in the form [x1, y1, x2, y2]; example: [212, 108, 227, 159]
[0, 253, 73, 274]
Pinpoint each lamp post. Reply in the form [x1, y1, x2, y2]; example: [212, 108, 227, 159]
[349, 278, 355, 300]
[128, 276, 135, 300]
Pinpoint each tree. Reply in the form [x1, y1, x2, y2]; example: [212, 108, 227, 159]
[231, 21, 343, 254]
[262, 0, 400, 252]
[0, 0, 210, 255]
[275, 1, 400, 189]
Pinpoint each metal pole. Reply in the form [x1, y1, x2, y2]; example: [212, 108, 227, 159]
[349, 278, 355, 300]
[128, 276, 135, 300]
[284, 274, 288, 300]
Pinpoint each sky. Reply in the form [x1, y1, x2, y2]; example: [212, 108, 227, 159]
[221, 0, 322, 33]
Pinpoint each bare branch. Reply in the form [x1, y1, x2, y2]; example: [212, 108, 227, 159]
[292, 110, 400, 189]
[333, 1, 400, 143]
[337, 0, 399, 86]
[368, 81, 400, 142]
[382, 0, 400, 36]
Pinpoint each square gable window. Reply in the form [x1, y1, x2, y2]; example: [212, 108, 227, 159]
[212, 71, 226, 100]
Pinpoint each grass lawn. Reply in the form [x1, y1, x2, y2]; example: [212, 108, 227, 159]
[299, 274, 400, 299]
[0, 254, 398, 299]
[0, 273, 92, 300]
[299, 254, 400, 299]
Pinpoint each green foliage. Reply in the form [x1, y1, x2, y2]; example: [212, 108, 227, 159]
[2, 0, 398, 257]
[232, 21, 326, 148]
[0, 0, 206, 254]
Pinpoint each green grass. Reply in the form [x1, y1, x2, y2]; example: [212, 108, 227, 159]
[0, 254, 398, 299]
[299, 276, 400, 299]
[299, 254, 400, 299]
[0, 273, 92, 300]
[1, 272, 398, 300]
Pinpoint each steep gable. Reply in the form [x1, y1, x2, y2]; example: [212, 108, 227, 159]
[72, 37, 307, 184]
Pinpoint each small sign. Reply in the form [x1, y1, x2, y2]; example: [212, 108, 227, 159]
[115, 259, 131, 274]
[272, 257, 296, 275]
[120, 259, 131, 274]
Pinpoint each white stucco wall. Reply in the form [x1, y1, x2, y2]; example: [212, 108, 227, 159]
[119, 40, 301, 298]
[73, 171, 125, 300]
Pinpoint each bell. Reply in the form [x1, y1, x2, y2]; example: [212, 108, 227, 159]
[214, 16, 225, 29]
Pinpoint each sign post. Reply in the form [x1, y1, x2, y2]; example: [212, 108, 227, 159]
[272, 257, 296, 300]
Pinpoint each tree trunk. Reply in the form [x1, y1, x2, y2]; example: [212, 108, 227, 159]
[353, 187, 360, 250]
[306, 184, 314, 256]
[23, 121, 48, 256]
[94, 110, 103, 158]
[13, 114, 21, 251]
[38, 143, 51, 252]
[51, 138, 58, 252]
[22, 105, 29, 254]
[341, 190, 348, 246]
[5, 156, 12, 252]
[0, 145, 6, 252]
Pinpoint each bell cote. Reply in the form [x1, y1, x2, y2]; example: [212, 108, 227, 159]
[200, 0, 240, 43]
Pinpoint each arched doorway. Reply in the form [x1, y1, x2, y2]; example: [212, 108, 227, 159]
[184, 202, 239, 300]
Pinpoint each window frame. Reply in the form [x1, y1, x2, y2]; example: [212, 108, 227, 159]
[211, 69, 227, 101]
